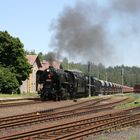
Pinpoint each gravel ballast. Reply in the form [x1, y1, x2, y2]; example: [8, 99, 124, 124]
[85, 126, 140, 140]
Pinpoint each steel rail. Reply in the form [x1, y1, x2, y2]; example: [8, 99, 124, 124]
[1, 110, 140, 140]
[0, 98, 129, 130]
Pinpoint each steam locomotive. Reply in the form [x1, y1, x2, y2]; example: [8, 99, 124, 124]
[37, 66, 133, 101]
[37, 66, 88, 101]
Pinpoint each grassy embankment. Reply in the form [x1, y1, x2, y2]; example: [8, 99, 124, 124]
[0, 93, 39, 98]
[115, 93, 140, 109]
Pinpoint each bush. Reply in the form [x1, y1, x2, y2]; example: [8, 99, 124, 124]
[0, 66, 18, 93]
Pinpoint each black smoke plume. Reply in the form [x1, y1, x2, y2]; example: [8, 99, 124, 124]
[50, 2, 113, 65]
[45, 51, 60, 65]
[112, 0, 140, 14]
[50, 0, 140, 66]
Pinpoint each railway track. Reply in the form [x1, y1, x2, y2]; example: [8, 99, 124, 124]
[0, 100, 42, 108]
[0, 98, 111, 129]
[52, 112, 140, 140]
[0, 106, 140, 140]
[0, 97, 111, 119]
[0, 97, 133, 139]
[0, 97, 127, 121]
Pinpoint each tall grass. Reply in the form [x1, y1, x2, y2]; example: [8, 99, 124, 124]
[0, 93, 38, 98]
[115, 93, 140, 109]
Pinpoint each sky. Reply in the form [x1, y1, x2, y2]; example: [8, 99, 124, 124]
[0, 0, 140, 67]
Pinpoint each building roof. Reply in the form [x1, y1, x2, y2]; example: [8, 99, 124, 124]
[26, 55, 42, 67]
[26, 55, 61, 70]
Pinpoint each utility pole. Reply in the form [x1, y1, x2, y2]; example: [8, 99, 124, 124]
[106, 71, 108, 81]
[121, 65, 124, 94]
[88, 61, 91, 97]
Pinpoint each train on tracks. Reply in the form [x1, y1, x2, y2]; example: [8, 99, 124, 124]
[37, 66, 133, 101]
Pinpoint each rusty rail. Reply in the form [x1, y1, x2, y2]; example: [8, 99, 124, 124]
[0, 109, 140, 140]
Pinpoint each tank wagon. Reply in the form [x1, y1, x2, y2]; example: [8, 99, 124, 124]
[37, 66, 133, 101]
[89, 77, 123, 95]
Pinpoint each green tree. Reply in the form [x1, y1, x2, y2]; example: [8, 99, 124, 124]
[62, 57, 69, 69]
[0, 31, 32, 87]
[0, 66, 18, 93]
[25, 49, 36, 55]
